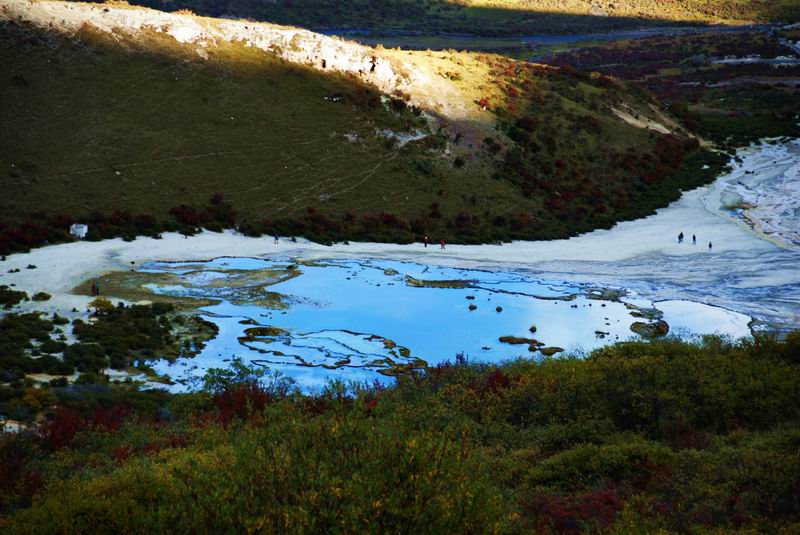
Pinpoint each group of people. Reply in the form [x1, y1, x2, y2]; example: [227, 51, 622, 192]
[274, 231, 710, 252]
[420, 232, 712, 251]
[422, 234, 446, 250]
[678, 231, 712, 250]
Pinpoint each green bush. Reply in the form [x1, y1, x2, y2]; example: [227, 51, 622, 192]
[2, 335, 800, 532]
[5, 407, 503, 533]
[63, 344, 108, 373]
[0, 286, 27, 308]
[527, 437, 673, 490]
[71, 302, 177, 370]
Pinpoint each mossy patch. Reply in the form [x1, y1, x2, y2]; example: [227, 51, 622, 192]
[242, 326, 289, 338]
[539, 346, 565, 356]
[500, 336, 537, 345]
[168, 316, 219, 361]
[586, 288, 628, 301]
[190, 266, 300, 290]
[74, 264, 296, 311]
[626, 304, 664, 320]
[631, 320, 670, 338]
[405, 276, 473, 289]
[376, 357, 428, 377]
[73, 271, 217, 309]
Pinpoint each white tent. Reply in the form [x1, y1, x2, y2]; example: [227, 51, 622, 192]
[69, 223, 88, 239]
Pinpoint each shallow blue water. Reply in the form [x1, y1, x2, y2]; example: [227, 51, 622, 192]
[146, 258, 750, 391]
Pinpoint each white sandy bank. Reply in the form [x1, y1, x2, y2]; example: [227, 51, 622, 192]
[1, 140, 799, 331]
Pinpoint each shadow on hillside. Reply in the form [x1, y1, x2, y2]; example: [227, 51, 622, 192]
[1, 17, 728, 253]
[67, 0, 792, 39]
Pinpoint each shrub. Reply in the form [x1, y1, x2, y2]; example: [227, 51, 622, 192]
[0, 286, 27, 308]
[2, 336, 800, 532]
[64, 344, 107, 373]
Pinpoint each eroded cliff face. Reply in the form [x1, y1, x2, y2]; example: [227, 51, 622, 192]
[0, 0, 471, 121]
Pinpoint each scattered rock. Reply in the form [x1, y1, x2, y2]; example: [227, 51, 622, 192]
[586, 287, 627, 301]
[630, 320, 670, 338]
[468, 304, 477, 311]
[539, 346, 564, 356]
[495, 306, 503, 312]
[500, 336, 540, 346]
[628, 307, 664, 320]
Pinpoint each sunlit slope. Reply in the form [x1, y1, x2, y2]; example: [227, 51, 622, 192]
[86, 0, 800, 35]
[0, 1, 715, 248]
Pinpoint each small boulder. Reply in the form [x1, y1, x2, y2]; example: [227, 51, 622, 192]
[630, 320, 670, 338]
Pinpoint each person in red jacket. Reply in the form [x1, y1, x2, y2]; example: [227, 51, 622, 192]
[440, 239, 445, 250]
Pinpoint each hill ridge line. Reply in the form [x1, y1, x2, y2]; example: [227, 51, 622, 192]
[0, 0, 473, 121]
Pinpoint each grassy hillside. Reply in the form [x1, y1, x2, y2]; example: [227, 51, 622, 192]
[77, 0, 800, 36]
[0, 7, 722, 253]
[540, 29, 800, 148]
[1, 331, 799, 532]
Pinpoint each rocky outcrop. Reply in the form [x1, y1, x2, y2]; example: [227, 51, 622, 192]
[0, 0, 459, 118]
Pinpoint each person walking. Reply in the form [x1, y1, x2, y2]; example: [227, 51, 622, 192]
[274, 235, 279, 244]
[423, 234, 429, 248]
[440, 239, 446, 250]
[678, 232, 684, 244]
[692, 234, 697, 245]
[708, 241, 713, 251]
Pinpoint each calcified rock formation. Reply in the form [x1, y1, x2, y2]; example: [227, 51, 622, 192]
[0, 0, 470, 120]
